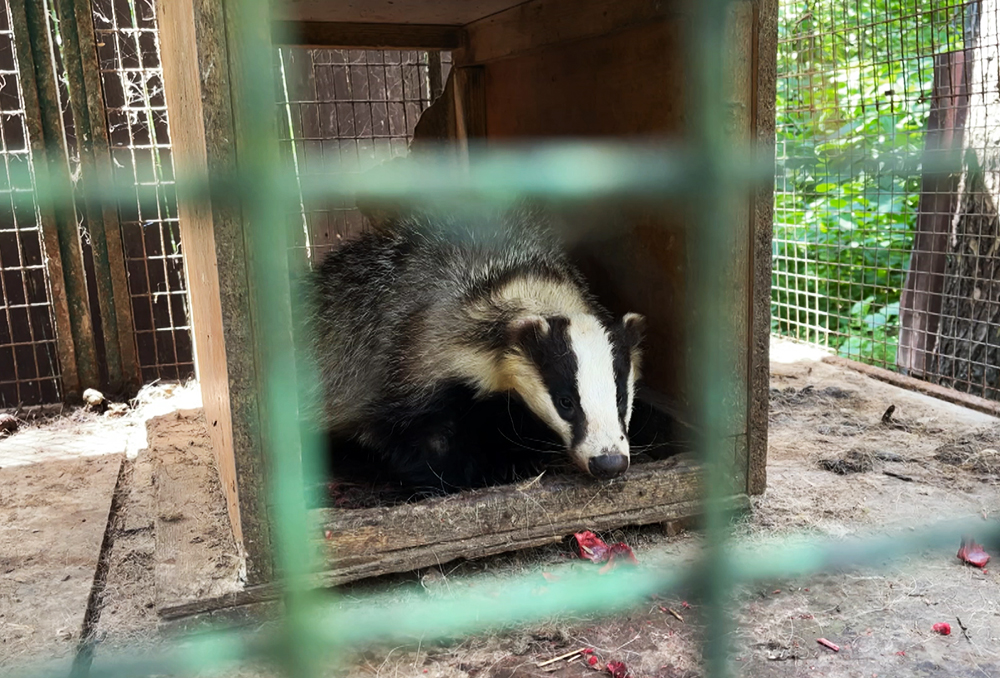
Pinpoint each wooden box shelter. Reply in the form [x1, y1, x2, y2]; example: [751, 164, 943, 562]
[152, 0, 776, 608]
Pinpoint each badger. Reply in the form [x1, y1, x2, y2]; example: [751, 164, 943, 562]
[306, 204, 646, 494]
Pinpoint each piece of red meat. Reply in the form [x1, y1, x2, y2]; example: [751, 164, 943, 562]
[606, 660, 630, 678]
[574, 531, 638, 567]
[958, 536, 990, 568]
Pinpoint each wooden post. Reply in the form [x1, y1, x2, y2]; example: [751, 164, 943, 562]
[452, 66, 487, 147]
[897, 50, 972, 379]
[427, 51, 444, 101]
[155, 0, 273, 583]
[52, 0, 141, 394]
[9, 0, 98, 399]
[747, 0, 776, 496]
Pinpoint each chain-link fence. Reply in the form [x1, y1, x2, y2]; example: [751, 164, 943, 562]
[773, 0, 1000, 401]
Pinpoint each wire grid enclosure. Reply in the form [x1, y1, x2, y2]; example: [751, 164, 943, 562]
[91, 0, 193, 383]
[0, 0, 62, 407]
[773, 0, 1000, 400]
[275, 47, 451, 265]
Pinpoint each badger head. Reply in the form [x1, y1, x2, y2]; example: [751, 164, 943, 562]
[504, 312, 646, 480]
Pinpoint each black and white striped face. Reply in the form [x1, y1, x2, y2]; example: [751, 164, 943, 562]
[508, 312, 645, 480]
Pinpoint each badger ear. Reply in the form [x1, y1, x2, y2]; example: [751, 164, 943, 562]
[622, 312, 646, 350]
[507, 315, 550, 348]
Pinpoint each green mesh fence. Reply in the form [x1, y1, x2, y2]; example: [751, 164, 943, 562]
[5, 1, 1000, 677]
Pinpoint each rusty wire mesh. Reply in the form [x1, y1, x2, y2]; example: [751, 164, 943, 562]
[0, 0, 61, 407]
[91, 0, 192, 383]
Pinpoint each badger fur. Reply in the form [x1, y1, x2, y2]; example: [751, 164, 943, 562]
[306, 204, 645, 494]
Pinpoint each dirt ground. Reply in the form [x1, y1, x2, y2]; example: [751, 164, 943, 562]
[0, 451, 121, 675]
[3, 338, 1000, 678]
[0, 383, 242, 675]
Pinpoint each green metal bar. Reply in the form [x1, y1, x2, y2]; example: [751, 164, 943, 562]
[6, 142, 775, 212]
[684, 2, 746, 676]
[9, 0, 100, 396]
[307, 514, 1000, 648]
[226, 2, 323, 677]
[51, 0, 139, 393]
[12, 137, 972, 218]
[10, 136, 964, 211]
[9, 513, 998, 678]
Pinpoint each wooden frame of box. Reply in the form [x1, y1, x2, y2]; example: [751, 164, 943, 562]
[153, 0, 776, 605]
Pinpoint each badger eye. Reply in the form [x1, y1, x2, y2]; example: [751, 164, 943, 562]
[556, 396, 575, 416]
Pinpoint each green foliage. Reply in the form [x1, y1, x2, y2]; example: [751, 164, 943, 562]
[773, 0, 966, 366]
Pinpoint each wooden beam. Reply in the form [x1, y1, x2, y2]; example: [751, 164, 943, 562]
[220, 0, 286, 586]
[715, 1, 756, 491]
[456, 0, 681, 66]
[822, 355, 1000, 419]
[272, 21, 463, 50]
[54, 0, 141, 394]
[9, 0, 97, 399]
[271, 0, 524, 27]
[314, 457, 705, 570]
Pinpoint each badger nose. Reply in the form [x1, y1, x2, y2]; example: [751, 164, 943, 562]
[588, 454, 629, 480]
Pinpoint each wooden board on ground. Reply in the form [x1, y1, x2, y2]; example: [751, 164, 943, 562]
[315, 456, 707, 572]
[0, 452, 122, 674]
[150, 409, 244, 613]
[158, 456, 748, 621]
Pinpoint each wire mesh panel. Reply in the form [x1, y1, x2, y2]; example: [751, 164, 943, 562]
[91, 0, 192, 383]
[773, 0, 1000, 400]
[275, 48, 449, 265]
[0, 0, 62, 407]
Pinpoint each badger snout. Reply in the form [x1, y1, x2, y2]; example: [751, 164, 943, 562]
[587, 453, 630, 480]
